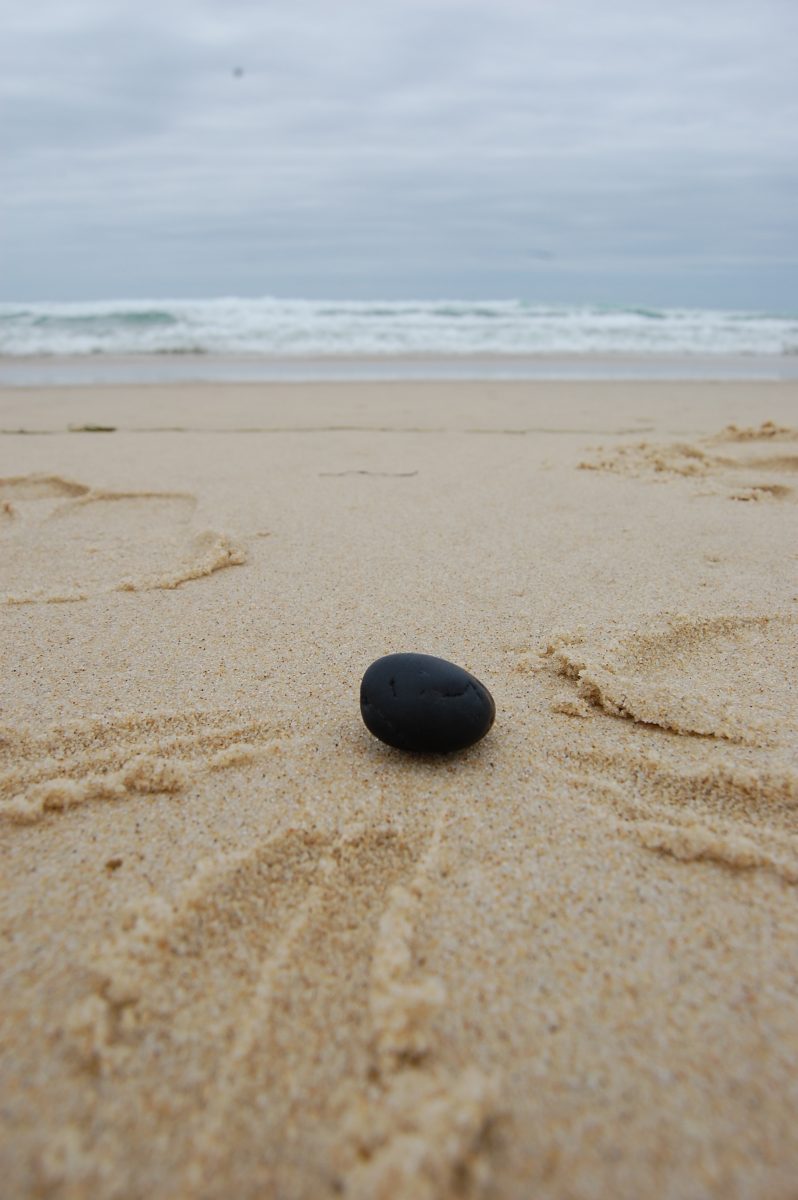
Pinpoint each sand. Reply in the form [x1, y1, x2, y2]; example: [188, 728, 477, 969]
[1, 379, 797, 1199]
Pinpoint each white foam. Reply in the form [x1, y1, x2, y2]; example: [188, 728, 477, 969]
[1, 298, 795, 358]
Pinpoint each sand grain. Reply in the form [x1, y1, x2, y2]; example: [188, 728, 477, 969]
[1, 380, 797, 1199]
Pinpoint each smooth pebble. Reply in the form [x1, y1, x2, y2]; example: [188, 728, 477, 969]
[360, 652, 496, 753]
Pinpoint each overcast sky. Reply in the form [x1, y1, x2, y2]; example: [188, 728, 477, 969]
[2, 0, 797, 307]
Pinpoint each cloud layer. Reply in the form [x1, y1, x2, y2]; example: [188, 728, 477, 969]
[2, 0, 797, 305]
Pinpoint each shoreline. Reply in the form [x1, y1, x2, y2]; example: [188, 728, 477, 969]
[2, 350, 798, 386]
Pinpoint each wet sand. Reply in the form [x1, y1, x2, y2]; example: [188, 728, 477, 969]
[1, 380, 797, 1198]
[3, 352, 798, 387]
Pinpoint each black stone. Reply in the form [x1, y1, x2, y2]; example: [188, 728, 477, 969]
[360, 653, 495, 753]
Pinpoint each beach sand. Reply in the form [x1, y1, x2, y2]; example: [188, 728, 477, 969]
[1, 379, 797, 1199]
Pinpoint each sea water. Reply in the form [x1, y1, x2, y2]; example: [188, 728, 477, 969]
[1, 298, 796, 383]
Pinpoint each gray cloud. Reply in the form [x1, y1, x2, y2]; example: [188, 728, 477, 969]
[2, 0, 797, 305]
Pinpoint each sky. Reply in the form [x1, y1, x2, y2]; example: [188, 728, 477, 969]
[2, 0, 797, 308]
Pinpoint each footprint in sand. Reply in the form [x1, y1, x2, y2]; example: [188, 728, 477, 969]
[0, 474, 244, 604]
[49, 816, 498, 1199]
[541, 612, 798, 886]
[578, 420, 798, 501]
[544, 612, 797, 746]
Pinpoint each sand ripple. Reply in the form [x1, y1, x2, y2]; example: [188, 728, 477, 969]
[49, 813, 498, 1198]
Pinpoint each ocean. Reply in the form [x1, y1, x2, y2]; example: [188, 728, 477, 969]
[1, 298, 797, 383]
